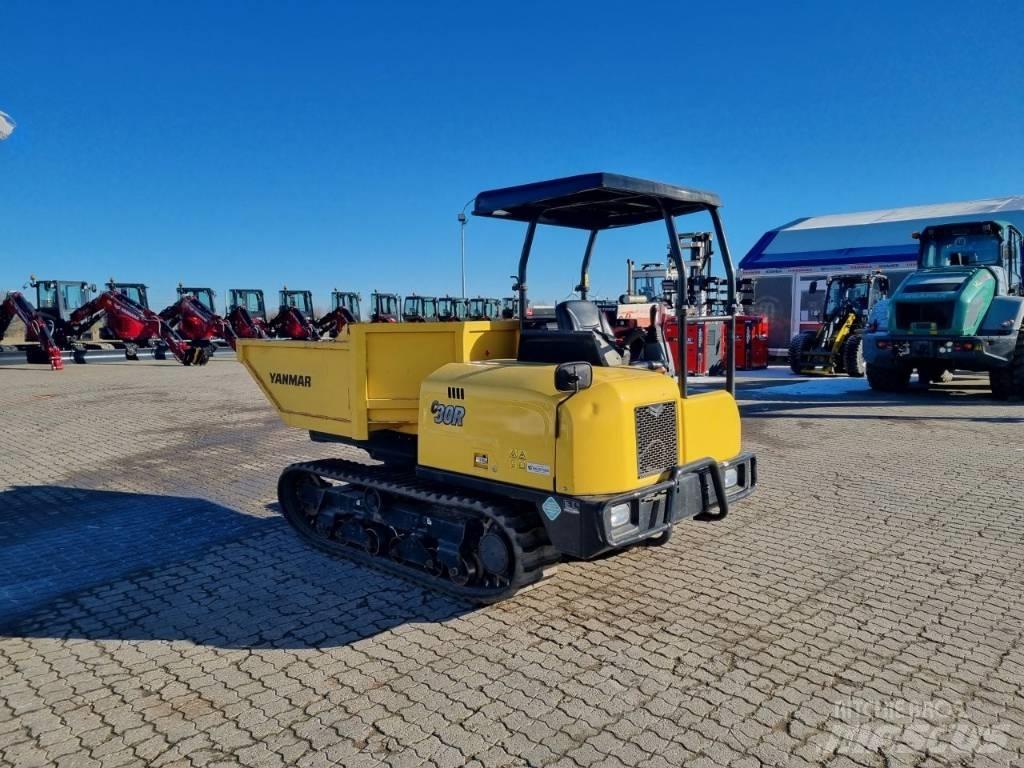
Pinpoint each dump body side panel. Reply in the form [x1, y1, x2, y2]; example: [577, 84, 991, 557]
[236, 321, 517, 440]
[236, 339, 356, 433]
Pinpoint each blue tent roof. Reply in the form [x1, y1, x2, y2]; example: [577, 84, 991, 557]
[740, 196, 1024, 272]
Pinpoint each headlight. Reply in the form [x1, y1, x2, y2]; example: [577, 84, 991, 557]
[609, 503, 631, 528]
[724, 467, 739, 489]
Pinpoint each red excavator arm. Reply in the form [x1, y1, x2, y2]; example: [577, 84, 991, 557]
[268, 306, 319, 340]
[0, 291, 65, 369]
[160, 295, 239, 351]
[226, 305, 270, 341]
[69, 291, 210, 366]
[314, 306, 356, 339]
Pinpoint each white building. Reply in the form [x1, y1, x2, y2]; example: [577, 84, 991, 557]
[739, 196, 1024, 354]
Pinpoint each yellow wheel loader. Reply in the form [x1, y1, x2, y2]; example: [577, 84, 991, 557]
[789, 272, 889, 377]
[237, 173, 758, 602]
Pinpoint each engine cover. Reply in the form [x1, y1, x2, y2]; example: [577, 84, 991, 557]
[416, 361, 742, 497]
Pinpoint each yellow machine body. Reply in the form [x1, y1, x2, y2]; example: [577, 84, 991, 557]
[419, 362, 740, 496]
[800, 311, 857, 376]
[238, 321, 743, 498]
[236, 321, 517, 439]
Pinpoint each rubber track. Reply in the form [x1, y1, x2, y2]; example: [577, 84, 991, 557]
[278, 458, 561, 603]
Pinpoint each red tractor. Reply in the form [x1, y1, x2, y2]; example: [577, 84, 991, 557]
[402, 294, 438, 322]
[175, 285, 218, 314]
[0, 289, 67, 369]
[159, 284, 237, 355]
[436, 295, 468, 322]
[1, 277, 212, 368]
[226, 288, 271, 340]
[316, 290, 361, 337]
[500, 297, 519, 319]
[71, 287, 211, 365]
[467, 297, 501, 320]
[371, 291, 401, 322]
[105, 279, 151, 310]
[1, 277, 108, 368]
[268, 287, 318, 340]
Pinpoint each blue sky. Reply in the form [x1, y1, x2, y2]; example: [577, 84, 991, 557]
[2, 1, 1022, 310]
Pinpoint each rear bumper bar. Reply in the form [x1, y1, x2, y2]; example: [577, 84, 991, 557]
[538, 452, 757, 559]
[864, 333, 1015, 369]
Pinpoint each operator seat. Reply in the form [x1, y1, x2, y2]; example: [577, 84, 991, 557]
[556, 301, 613, 338]
[637, 304, 675, 376]
[517, 300, 624, 366]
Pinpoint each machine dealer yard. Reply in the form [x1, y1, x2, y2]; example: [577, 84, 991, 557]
[1, 359, 1021, 768]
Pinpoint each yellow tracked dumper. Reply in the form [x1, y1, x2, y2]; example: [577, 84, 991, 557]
[238, 173, 757, 601]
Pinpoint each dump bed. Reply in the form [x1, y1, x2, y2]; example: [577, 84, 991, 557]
[236, 321, 518, 440]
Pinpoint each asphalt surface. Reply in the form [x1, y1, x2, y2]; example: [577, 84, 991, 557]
[1, 359, 1022, 768]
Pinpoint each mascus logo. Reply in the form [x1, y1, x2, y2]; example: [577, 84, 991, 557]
[269, 372, 312, 388]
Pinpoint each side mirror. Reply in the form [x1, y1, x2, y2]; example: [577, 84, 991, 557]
[808, 281, 818, 294]
[554, 362, 593, 393]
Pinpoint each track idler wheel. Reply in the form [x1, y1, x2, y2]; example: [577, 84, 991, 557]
[478, 531, 511, 578]
[290, 472, 328, 520]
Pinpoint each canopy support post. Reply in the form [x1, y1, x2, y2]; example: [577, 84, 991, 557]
[661, 207, 687, 399]
[578, 230, 598, 300]
[516, 219, 538, 333]
[709, 207, 736, 396]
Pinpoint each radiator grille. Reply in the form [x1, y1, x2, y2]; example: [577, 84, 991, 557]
[894, 301, 954, 331]
[635, 401, 678, 478]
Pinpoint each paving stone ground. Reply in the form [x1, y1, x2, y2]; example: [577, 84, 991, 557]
[1, 358, 1022, 768]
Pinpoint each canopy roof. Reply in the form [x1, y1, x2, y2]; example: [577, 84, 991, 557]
[740, 196, 1024, 272]
[472, 173, 720, 230]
